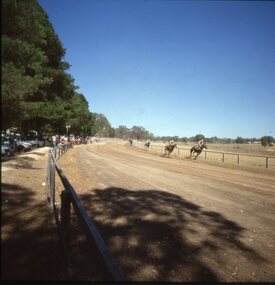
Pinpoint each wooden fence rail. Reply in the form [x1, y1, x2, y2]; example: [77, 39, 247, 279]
[137, 142, 275, 169]
[47, 143, 124, 281]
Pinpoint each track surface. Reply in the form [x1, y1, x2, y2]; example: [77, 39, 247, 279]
[59, 141, 275, 282]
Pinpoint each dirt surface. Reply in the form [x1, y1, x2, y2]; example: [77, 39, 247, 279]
[56, 140, 275, 282]
[2, 141, 275, 282]
[1, 148, 64, 280]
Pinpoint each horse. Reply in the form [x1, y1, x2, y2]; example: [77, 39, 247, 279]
[163, 144, 177, 157]
[144, 141, 150, 150]
[190, 143, 208, 159]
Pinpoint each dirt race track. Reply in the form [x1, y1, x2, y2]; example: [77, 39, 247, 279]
[57, 140, 275, 282]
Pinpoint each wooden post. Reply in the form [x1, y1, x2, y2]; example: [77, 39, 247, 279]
[60, 190, 72, 275]
[266, 157, 269, 169]
[237, 154, 240, 165]
[50, 163, 55, 207]
[61, 191, 71, 229]
[205, 151, 207, 160]
[61, 190, 71, 249]
[222, 153, 225, 162]
[47, 152, 51, 187]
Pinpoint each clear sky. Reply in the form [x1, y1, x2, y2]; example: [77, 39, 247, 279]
[38, 0, 275, 139]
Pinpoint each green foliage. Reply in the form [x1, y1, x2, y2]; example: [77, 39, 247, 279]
[194, 134, 205, 142]
[235, 136, 245, 144]
[130, 126, 150, 141]
[92, 113, 112, 137]
[180, 137, 188, 143]
[115, 125, 131, 139]
[114, 125, 151, 140]
[260, 136, 274, 147]
[108, 128, 116, 138]
[2, 62, 36, 129]
[2, 0, 97, 136]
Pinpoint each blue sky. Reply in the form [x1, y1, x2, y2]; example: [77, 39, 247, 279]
[38, 0, 275, 138]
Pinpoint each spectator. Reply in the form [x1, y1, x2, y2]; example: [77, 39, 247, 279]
[52, 134, 57, 147]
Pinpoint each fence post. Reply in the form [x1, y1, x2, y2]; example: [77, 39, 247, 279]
[205, 151, 207, 160]
[61, 190, 71, 236]
[266, 157, 269, 169]
[47, 150, 51, 186]
[61, 191, 71, 251]
[50, 163, 55, 207]
[222, 153, 225, 162]
[237, 154, 240, 165]
[60, 190, 72, 275]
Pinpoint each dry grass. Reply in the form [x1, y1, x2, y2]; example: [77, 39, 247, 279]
[134, 141, 275, 170]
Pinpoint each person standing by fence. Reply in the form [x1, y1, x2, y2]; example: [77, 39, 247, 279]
[52, 134, 57, 147]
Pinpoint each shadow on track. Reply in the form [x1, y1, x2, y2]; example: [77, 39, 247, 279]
[1, 183, 64, 280]
[79, 187, 267, 282]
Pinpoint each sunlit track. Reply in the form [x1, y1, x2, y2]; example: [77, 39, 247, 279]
[59, 141, 275, 282]
[85, 142, 275, 194]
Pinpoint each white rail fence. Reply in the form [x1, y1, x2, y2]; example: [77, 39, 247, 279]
[134, 142, 275, 169]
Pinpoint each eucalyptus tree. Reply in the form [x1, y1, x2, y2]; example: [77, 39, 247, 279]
[130, 126, 150, 141]
[115, 125, 131, 139]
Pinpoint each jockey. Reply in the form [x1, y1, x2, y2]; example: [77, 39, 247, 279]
[197, 139, 204, 148]
[169, 139, 174, 146]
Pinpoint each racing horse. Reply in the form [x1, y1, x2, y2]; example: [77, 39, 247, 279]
[163, 143, 177, 157]
[144, 141, 150, 150]
[190, 143, 208, 159]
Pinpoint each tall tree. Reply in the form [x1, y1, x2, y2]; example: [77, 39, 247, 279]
[194, 134, 205, 142]
[260, 136, 274, 147]
[115, 125, 131, 139]
[1, 0, 92, 135]
[130, 126, 149, 141]
[92, 113, 112, 137]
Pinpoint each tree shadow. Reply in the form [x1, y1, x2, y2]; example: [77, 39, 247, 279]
[2, 156, 42, 169]
[79, 187, 267, 282]
[1, 183, 64, 280]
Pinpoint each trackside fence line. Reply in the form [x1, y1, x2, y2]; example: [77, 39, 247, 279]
[46, 143, 124, 281]
[135, 142, 275, 169]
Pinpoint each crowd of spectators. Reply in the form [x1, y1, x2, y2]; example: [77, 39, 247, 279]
[49, 134, 96, 147]
[2, 127, 99, 159]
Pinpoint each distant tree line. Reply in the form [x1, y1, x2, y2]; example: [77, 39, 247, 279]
[115, 128, 274, 148]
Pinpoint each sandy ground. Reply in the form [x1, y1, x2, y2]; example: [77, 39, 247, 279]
[56, 141, 275, 282]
